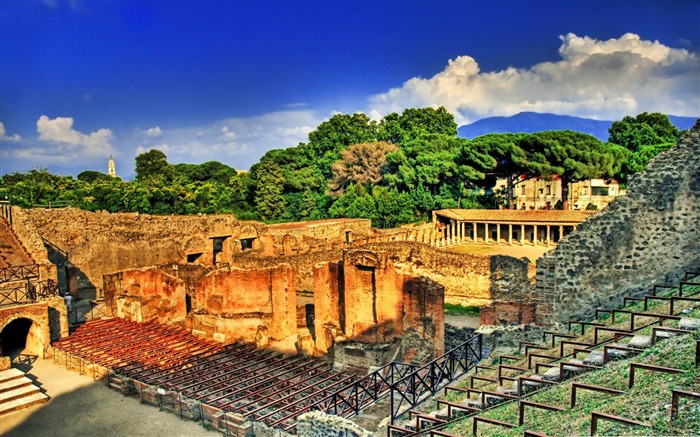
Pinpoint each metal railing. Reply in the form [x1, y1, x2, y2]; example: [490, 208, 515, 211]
[389, 334, 482, 422]
[307, 334, 483, 426]
[310, 361, 420, 419]
[0, 264, 40, 283]
[0, 279, 59, 307]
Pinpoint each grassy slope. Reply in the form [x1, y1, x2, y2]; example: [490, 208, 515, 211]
[428, 287, 700, 436]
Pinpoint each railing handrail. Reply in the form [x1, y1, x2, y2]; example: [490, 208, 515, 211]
[0, 264, 40, 283]
[303, 334, 482, 429]
[0, 279, 58, 307]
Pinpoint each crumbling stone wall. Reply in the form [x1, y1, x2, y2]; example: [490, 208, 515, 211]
[479, 301, 536, 326]
[297, 411, 372, 437]
[103, 263, 297, 345]
[314, 249, 445, 370]
[192, 264, 296, 344]
[17, 208, 264, 298]
[535, 120, 700, 325]
[364, 242, 534, 306]
[103, 268, 187, 325]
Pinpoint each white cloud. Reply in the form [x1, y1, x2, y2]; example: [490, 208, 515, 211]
[368, 33, 700, 124]
[132, 110, 319, 171]
[0, 122, 22, 142]
[145, 126, 162, 137]
[34, 115, 116, 162]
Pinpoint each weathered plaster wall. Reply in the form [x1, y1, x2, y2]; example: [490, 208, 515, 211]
[314, 249, 445, 370]
[103, 268, 187, 325]
[191, 264, 296, 344]
[535, 120, 700, 325]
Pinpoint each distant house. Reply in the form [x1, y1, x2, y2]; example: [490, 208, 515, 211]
[495, 176, 624, 210]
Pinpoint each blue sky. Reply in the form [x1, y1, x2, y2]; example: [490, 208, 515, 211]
[1, 0, 699, 179]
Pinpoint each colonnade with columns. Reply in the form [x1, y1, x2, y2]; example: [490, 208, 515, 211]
[432, 220, 579, 248]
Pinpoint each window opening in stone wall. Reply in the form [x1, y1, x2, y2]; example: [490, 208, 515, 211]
[240, 237, 255, 251]
[591, 187, 609, 196]
[521, 185, 526, 195]
[546, 185, 551, 195]
[345, 230, 351, 244]
[211, 236, 230, 265]
[186, 294, 192, 314]
[187, 252, 202, 263]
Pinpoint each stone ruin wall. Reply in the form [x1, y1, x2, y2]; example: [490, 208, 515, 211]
[363, 241, 535, 307]
[103, 268, 187, 326]
[233, 241, 534, 309]
[535, 120, 700, 325]
[313, 249, 445, 371]
[104, 263, 297, 347]
[17, 208, 266, 298]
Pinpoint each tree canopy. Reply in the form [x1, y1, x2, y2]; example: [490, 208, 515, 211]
[1, 107, 677, 227]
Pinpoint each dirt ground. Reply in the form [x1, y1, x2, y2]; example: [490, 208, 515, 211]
[1, 355, 218, 437]
[446, 242, 554, 263]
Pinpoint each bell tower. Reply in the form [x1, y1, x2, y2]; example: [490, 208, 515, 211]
[108, 155, 116, 177]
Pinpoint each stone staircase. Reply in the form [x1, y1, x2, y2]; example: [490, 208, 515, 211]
[0, 368, 48, 415]
[0, 218, 33, 269]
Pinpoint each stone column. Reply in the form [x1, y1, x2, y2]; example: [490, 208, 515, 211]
[472, 222, 477, 242]
[508, 224, 513, 245]
[559, 225, 563, 243]
[520, 224, 525, 246]
[484, 223, 489, 244]
[533, 224, 538, 246]
[496, 224, 501, 245]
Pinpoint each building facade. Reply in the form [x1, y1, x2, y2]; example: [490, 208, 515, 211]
[496, 177, 624, 210]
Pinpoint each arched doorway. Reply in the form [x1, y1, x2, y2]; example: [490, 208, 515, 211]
[0, 318, 42, 360]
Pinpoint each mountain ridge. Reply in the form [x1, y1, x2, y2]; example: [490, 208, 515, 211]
[457, 112, 698, 141]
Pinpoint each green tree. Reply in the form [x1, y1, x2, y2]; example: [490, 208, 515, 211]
[77, 170, 112, 184]
[378, 106, 457, 144]
[135, 149, 174, 184]
[305, 113, 378, 178]
[608, 112, 679, 152]
[384, 134, 494, 214]
[251, 152, 287, 221]
[470, 133, 528, 209]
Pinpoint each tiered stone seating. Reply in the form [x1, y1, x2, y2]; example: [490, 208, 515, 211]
[388, 271, 700, 436]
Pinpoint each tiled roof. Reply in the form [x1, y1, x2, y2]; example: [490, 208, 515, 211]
[434, 209, 598, 224]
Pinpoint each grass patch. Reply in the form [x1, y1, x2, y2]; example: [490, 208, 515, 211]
[445, 303, 480, 317]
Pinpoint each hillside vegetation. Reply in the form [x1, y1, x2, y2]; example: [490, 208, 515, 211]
[1, 110, 682, 228]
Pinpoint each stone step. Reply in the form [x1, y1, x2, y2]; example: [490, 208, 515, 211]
[0, 392, 49, 415]
[628, 335, 652, 349]
[542, 360, 589, 381]
[584, 351, 605, 366]
[0, 375, 32, 394]
[0, 383, 41, 403]
[520, 375, 545, 394]
[0, 368, 25, 385]
[607, 343, 642, 360]
[679, 318, 700, 330]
